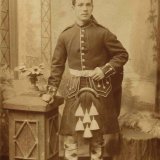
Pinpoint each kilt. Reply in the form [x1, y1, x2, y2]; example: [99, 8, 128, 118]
[59, 77, 120, 136]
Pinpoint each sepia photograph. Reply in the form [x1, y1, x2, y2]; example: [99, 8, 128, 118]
[0, 0, 160, 160]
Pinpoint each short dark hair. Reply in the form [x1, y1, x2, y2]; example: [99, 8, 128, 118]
[72, 0, 76, 5]
[72, 0, 93, 6]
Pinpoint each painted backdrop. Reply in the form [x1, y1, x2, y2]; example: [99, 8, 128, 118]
[0, 0, 156, 158]
[51, 0, 156, 112]
[16, 0, 156, 110]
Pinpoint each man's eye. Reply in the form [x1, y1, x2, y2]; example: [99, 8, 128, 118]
[86, 3, 92, 7]
[77, 3, 92, 7]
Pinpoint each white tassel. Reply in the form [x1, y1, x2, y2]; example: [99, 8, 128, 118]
[89, 103, 99, 116]
[83, 109, 91, 123]
[83, 124, 92, 138]
[75, 104, 84, 117]
[75, 118, 84, 131]
[90, 116, 100, 130]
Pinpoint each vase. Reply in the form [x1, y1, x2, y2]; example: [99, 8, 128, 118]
[29, 76, 39, 91]
[23, 76, 40, 96]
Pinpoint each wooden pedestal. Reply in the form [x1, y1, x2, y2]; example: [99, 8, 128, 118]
[3, 95, 63, 160]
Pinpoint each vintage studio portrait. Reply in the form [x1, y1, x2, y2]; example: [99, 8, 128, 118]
[0, 0, 160, 160]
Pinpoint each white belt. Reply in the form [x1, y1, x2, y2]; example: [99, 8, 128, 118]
[69, 69, 93, 77]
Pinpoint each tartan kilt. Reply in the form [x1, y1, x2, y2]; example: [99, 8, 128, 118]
[59, 77, 120, 136]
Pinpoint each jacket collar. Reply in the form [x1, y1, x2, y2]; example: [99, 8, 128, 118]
[75, 19, 93, 28]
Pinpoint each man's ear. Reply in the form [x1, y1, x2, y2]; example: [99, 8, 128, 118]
[71, 5, 75, 15]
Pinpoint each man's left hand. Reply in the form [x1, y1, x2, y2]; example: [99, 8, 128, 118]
[90, 67, 105, 81]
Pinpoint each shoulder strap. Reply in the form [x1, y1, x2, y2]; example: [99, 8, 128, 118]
[62, 24, 74, 32]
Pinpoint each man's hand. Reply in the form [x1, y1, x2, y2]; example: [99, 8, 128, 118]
[42, 94, 54, 104]
[90, 67, 105, 81]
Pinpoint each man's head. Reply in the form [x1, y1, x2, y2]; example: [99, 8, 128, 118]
[72, 0, 93, 25]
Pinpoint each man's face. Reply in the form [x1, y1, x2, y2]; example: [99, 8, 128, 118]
[73, 0, 93, 23]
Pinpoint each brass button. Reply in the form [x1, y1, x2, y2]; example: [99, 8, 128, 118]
[81, 53, 85, 56]
[106, 81, 109, 85]
[81, 34, 84, 37]
[81, 47, 85, 50]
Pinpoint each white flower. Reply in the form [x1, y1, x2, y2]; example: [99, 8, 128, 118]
[15, 64, 44, 77]
[30, 66, 42, 75]
[14, 65, 26, 72]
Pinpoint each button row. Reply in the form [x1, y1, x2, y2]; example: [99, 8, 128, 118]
[81, 29, 86, 70]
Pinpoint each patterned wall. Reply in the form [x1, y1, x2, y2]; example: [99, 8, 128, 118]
[1, 0, 52, 68]
[0, 0, 10, 66]
[41, 0, 52, 65]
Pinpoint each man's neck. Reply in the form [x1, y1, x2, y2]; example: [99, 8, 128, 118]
[76, 19, 91, 27]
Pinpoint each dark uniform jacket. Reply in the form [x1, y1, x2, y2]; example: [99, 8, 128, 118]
[48, 20, 128, 97]
[48, 19, 128, 135]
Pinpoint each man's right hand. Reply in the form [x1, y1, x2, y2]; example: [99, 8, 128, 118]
[42, 94, 54, 104]
[90, 67, 105, 81]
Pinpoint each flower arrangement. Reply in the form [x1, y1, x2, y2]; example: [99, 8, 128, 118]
[15, 63, 45, 90]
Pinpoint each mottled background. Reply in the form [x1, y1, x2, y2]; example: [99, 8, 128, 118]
[2, 0, 157, 157]
[15, 0, 157, 146]
[50, 0, 156, 110]
[16, 0, 157, 108]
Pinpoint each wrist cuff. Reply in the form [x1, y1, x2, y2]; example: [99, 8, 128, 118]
[100, 63, 116, 77]
[47, 85, 57, 96]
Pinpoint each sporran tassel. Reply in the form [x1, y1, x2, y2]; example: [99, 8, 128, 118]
[75, 118, 84, 131]
[83, 124, 93, 138]
[89, 103, 99, 116]
[90, 116, 100, 130]
[75, 104, 84, 117]
[83, 109, 91, 123]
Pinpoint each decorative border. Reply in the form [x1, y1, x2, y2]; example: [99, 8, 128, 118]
[14, 120, 39, 160]
[41, 0, 52, 65]
[0, 0, 10, 66]
[2, 0, 52, 69]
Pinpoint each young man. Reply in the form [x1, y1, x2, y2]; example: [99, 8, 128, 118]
[43, 0, 128, 159]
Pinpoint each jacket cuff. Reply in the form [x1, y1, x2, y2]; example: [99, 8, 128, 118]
[47, 85, 57, 96]
[100, 63, 116, 77]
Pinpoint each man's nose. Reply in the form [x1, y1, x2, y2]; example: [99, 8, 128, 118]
[82, 5, 88, 11]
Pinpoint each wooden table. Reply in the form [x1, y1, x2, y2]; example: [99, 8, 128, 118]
[3, 95, 64, 160]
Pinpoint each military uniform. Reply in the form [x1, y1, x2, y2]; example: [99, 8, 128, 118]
[48, 19, 128, 159]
